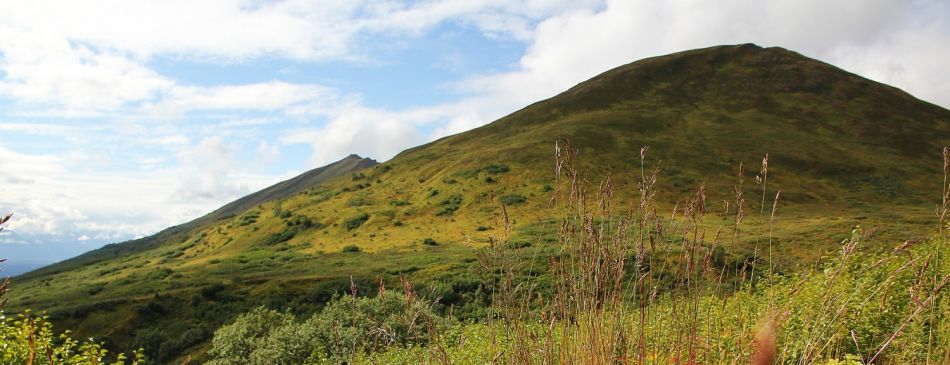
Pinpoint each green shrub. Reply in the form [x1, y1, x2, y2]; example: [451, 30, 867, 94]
[341, 245, 362, 253]
[504, 240, 531, 249]
[206, 307, 298, 365]
[436, 194, 463, 216]
[422, 238, 438, 246]
[285, 216, 322, 229]
[344, 213, 370, 231]
[207, 293, 442, 364]
[87, 283, 106, 295]
[0, 311, 144, 364]
[261, 228, 297, 245]
[346, 197, 372, 207]
[238, 211, 260, 226]
[481, 164, 510, 174]
[499, 194, 526, 205]
[146, 267, 174, 280]
[201, 284, 227, 300]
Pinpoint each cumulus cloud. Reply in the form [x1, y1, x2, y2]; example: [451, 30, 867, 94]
[282, 103, 424, 164]
[453, 0, 949, 113]
[0, 27, 173, 112]
[0, 0, 600, 114]
[145, 82, 337, 116]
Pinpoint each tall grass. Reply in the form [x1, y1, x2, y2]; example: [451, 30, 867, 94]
[1, 212, 11, 308]
[364, 140, 950, 364]
[203, 139, 950, 364]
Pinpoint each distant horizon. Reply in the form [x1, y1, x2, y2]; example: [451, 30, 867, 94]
[2, 0, 949, 268]
[2, 261, 42, 277]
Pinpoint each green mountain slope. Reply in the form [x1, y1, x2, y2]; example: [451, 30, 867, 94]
[17, 154, 377, 281]
[7, 44, 950, 362]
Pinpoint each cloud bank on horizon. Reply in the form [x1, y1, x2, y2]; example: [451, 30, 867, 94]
[0, 0, 947, 267]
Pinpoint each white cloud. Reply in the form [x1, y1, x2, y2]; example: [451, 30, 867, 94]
[282, 103, 424, 165]
[146, 82, 336, 116]
[0, 122, 78, 136]
[172, 136, 244, 202]
[0, 27, 174, 112]
[0, 136, 286, 255]
[0, 0, 600, 113]
[281, 0, 949, 167]
[453, 0, 950, 111]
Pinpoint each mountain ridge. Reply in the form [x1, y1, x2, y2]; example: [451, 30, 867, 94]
[16, 154, 378, 280]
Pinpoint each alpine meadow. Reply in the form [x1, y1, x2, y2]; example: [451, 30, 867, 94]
[2, 27, 950, 365]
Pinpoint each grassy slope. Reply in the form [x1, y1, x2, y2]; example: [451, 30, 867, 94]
[16, 154, 378, 282]
[6, 44, 950, 362]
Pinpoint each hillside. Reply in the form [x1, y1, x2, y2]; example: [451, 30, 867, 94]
[7, 43, 950, 362]
[16, 153, 377, 281]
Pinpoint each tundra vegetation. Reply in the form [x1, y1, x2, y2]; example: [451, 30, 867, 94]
[199, 141, 950, 364]
[2, 143, 949, 364]
[3, 45, 950, 364]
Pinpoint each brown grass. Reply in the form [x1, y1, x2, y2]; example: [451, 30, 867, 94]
[459, 140, 950, 364]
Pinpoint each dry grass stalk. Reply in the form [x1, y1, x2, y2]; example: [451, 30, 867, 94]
[752, 317, 777, 365]
[0, 213, 11, 308]
[940, 147, 949, 236]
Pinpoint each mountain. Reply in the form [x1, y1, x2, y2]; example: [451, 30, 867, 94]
[16, 154, 377, 280]
[7, 44, 950, 363]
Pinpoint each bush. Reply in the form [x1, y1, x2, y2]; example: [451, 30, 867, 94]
[346, 197, 372, 207]
[207, 293, 443, 364]
[436, 194, 463, 216]
[344, 213, 370, 231]
[201, 283, 228, 300]
[504, 240, 532, 249]
[238, 211, 260, 226]
[206, 307, 298, 365]
[481, 164, 510, 174]
[87, 283, 106, 295]
[499, 194, 526, 205]
[285, 215, 322, 229]
[342, 245, 362, 253]
[0, 312, 144, 364]
[261, 228, 297, 246]
[422, 238, 438, 246]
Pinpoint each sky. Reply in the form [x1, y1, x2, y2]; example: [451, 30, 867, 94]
[0, 0, 948, 274]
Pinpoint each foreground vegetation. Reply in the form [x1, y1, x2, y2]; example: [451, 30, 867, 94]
[205, 142, 950, 364]
[3, 142, 948, 363]
[1, 214, 143, 364]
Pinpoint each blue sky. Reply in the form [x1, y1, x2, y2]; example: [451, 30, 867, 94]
[0, 0, 948, 274]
